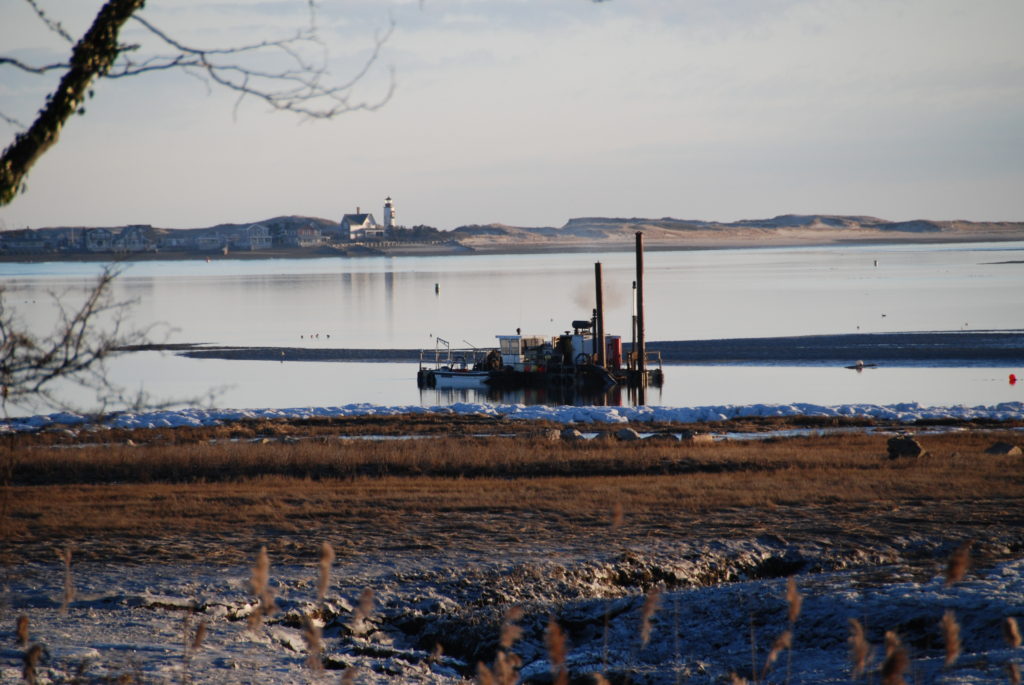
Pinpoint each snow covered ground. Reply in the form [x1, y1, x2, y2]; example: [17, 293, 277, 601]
[3, 538, 1022, 683]
[5, 400, 1024, 432]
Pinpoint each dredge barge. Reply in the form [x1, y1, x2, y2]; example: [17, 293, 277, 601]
[417, 232, 664, 394]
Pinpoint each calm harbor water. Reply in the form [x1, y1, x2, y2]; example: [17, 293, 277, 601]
[3, 241, 1023, 415]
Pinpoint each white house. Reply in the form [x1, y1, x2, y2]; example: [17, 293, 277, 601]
[341, 208, 384, 241]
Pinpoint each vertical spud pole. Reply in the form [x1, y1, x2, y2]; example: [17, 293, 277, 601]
[595, 262, 606, 369]
[635, 232, 646, 379]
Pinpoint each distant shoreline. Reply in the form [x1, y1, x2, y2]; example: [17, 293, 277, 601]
[4, 229, 1024, 264]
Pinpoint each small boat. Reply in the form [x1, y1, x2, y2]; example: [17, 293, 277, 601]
[430, 364, 492, 387]
[417, 338, 497, 388]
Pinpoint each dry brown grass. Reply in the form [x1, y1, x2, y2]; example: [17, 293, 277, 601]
[3, 425, 1023, 565]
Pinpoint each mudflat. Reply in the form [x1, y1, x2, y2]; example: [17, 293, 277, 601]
[131, 328, 1024, 365]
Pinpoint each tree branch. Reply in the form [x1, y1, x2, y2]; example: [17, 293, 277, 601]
[24, 0, 75, 44]
[0, 0, 146, 206]
[0, 266, 144, 411]
[0, 56, 71, 75]
[1, 0, 395, 206]
[126, 14, 395, 119]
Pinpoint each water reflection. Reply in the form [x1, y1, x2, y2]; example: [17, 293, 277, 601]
[418, 382, 663, 407]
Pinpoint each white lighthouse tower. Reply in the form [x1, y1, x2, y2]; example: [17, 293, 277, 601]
[383, 196, 396, 232]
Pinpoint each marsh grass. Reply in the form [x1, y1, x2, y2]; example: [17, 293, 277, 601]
[10, 425, 1023, 486]
[3, 428, 1022, 566]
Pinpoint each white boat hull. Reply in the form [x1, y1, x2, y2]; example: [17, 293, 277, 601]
[431, 369, 491, 387]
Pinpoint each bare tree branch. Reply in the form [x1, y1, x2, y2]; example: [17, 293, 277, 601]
[1, 0, 395, 205]
[24, 0, 75, 44]
[0, 266, 147, 413]
[125, 14, 395, 119]
[0, 0, 146, 206]
[0, 112, 27, 130]
[0, 56, 72, 75]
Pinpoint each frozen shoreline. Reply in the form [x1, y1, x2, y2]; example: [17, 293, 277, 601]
[5, 399, 1023, 431]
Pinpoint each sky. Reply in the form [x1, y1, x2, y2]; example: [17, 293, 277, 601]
[1, 0, 1022, 231]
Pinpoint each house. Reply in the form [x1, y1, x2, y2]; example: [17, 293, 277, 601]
[160, 233, 194, 250]
[231, 224, 272, 250]
[195, 232, 223, 251]
[113, 225, 153, 252]
[0, 229, 49, 254]
[282, 224, 323, 247]
[85, 228, 113, 252]
[341, 208, 384, 241]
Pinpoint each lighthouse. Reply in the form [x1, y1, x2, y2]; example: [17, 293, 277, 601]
[383, 196, 396, 231]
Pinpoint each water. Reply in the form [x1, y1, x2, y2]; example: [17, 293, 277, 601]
[3, 241, 1023, 415]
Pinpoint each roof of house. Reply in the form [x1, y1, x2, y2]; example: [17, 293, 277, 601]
[342, 213, 375, 225]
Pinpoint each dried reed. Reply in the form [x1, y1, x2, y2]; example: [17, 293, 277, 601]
[640, 585, 662, 648]
[545, 617, 568, 685]
[317, 541, 335, 604]
[1009, 662, 1021, 685]
[760, 629, 792, 679]
[16, 615, 29, 648]
[478, 607, 524, 685]
[356, 587, 374, 622]
[611, 501, 624, 530]
[884, 630, 902, 658]
[302, 614, 323, 672]
[181, 614, 206, 684]
[881, 631, 908, 685]
[23, 644, 44, 684]
[786, 576, 802, 624]
[191, 620, 207, 652]
[500, 606, 524, 649]
[848, 618, 871, 678]
[57, 545, 74, 614]
[945, 540, 973, 586]
[1005, 617, 1022, 648]
[941, 610, 960, 667]
[247, 545, 276, 630]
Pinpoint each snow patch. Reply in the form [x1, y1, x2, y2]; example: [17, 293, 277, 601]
[4, 401, 1021, 432]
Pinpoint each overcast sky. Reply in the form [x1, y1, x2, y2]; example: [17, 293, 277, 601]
[1, 0, 1022, 231]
